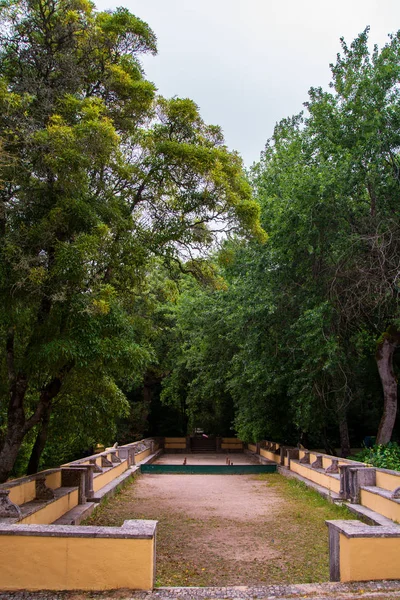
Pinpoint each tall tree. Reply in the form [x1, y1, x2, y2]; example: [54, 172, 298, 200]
[0, 0, 264, 481]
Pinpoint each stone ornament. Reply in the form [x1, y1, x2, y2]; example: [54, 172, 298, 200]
[299, 451, 310, 464]
[311, 455, 323, 469]
[35, 474, 55, 500]
[326, 458, 339, 474]
[89, 458, 103, 473]
[0, 489, 22, 519]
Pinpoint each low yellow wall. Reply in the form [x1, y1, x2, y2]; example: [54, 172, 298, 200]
[0, 534, 155, 590]
[165, 443, 186, 449]
[165, 437, 186, 443]
[290, 461, 341, 494]
[7, 480, 36, 505]
[93, 461, 128, 493]
[135, 448, 151, 463]
[19, 489, 79, 525]
[221, 443, 243, 450]
[340, 533, 400, 582]
[361, 489, 400, 523]
[248, 443, 257, 453]
[260, 449, 279, 462]
[376, 471, 400, 492]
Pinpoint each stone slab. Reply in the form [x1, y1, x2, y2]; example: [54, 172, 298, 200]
[52, 501, 96, 525]
[0, 519, 157, 539]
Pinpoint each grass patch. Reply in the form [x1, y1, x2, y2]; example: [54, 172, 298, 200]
[255, 473, 353, 583]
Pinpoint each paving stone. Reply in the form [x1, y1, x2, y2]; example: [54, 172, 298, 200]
[2, 581, 400, 600]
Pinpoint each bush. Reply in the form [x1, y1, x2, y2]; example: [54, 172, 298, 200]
[353, 442, 400, 471]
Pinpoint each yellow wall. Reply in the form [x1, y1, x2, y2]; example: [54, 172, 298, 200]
[248, 444, 257, 453]
[19, 489, 79, 525]
[135, 448, 151, 463]
[260, 449, 279, 462]
[0, 535, 154, 590]
[93, 461, 128, 493]
[45, 471, 62, 489]
[165, 437, 186, 443]
[360, 489, 400, 523]
[221, 443, 243, 450]
[222, 438, 241, 443]
[290, 461, 341, 494]
[376, 471, 400, 492]
[165, 443, 186, 449]
[7, 480, 36, 505]
[339, 533, 400, 582]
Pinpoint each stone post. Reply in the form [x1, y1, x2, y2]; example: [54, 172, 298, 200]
[349, 467, 376, 503]
[62, 467, 89, 504]
[287, 448, 299, 468]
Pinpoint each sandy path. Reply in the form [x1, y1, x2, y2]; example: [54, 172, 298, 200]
[88, 456, 350, 585]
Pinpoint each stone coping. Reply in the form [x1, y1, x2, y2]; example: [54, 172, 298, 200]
[327, 519, 400, 538]
[0, 519, 157, 539]
[119, 437, 156, 449]
[63, 449, 119, 466]
[0, 468, 60, 489]
[374, 466, 400, 477]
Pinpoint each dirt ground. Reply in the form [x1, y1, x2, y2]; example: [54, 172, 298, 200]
[86, 454, 353, 587]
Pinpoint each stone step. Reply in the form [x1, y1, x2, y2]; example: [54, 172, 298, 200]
[363, 484, 400, 503]
[91, 466, 139, 503]
[52, 501, 96, 525]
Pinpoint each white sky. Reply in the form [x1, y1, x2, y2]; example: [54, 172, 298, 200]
[95, 0, 400, 166]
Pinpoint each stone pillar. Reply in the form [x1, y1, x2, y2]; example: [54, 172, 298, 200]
[349, 467, 376, 504]
[62, 467, 88, 504]
[339, 464, 352, 499]
[279, 446, 289, 466]
[216, 437, 221, 453]
[287, 448, 299, 468]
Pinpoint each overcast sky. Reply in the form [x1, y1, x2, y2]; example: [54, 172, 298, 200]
[95, 0, 400, 166]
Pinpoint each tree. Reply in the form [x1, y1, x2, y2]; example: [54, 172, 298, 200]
[0, 0, 265, 481]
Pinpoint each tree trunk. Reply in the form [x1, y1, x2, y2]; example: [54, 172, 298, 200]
[0, 370, 71, 483]
[26, 404, 52, 475]
[338, 413, 351, 458]
[376, 326, 400, 445]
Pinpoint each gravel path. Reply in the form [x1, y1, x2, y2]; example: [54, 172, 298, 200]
[2, 581, 400, 600]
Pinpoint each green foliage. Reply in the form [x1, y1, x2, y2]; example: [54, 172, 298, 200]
[0, 0, 264, 479]
[353, 443, 400, 471]
[159, 27, 400, 451]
